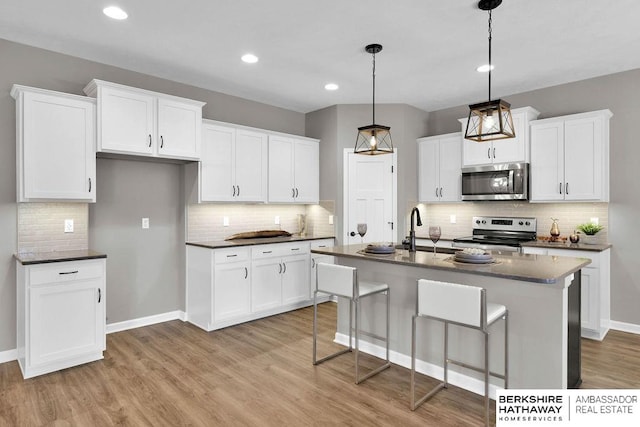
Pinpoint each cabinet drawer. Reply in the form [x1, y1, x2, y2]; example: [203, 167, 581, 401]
[29, 260, 104, 286]
[310, 239, 334, 249]
[214, 248, 250, 264]
[252, 242, 310, 260]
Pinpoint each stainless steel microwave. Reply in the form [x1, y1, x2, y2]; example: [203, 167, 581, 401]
[461, 163, 529, 201]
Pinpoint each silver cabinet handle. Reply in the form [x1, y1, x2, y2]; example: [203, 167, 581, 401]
[559, 183, 563, 194]
[244, 267, 248, 279]
[160, 135, 164, 148]
[148, 134, 152, 147]
[493, 147, 496, 158]
[439, 187, 443, 198]
[89, 178, 92, 192]
[311, 258, 315, 268]
[292, 188, 295, 198]
[291, 248, 300, 251]
[488, 148, 491, 159]
[282, 262, 287, 274]
[237, 186, 240, 197]
[232, 185, 236, 197]
[262, 250, 272, 254]
[295, 188, 299, 198]
[566, 183, 569, 195]
[435, 188, 439, 197]
[226, 254, 238, 258]
[278, 263, 282, 274]
[98, 288, 102, 303]
[59, 270, 78, 275]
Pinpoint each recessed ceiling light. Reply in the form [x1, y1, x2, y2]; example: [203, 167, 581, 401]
[241, 54, 259, 64]
[103, 6, 128, 20]
[324, 83, 339, 91]
[476, 64, 495, 72]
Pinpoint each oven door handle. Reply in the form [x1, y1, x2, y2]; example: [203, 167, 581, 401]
[508, 169, 515, 194]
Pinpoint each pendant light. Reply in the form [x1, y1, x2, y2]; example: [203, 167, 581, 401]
[355, 44, 393, 155]
[464, 0, 515, 142]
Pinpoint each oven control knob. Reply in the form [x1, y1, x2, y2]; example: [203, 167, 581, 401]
[476, 219, 481, 224]
[519, 221, 524, 225]
[525, 221, 531, 226]
[481, 220, 486, 224]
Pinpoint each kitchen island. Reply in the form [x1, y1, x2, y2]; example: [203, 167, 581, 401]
[311, 245, 589, 394]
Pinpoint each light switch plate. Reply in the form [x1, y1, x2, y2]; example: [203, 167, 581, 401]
[223, 216, 229, 227]
[450, 215, 457, 224]
[275, 216, 280, 225]
[142, 218, 149, 229]
[590, 217, 599, 225]
[64, 219, 74, 233]
[329, 215, 334, 225]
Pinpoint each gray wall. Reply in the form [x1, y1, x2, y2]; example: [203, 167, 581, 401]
[0, 38, 305, 352]
[427, 69, 640, 326]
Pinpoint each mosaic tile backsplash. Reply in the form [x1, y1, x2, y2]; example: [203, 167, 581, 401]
[17, 203, 89, 253]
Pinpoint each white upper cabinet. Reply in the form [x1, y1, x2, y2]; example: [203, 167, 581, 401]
[84, 79, 205, 161]
[11, 85, 96, 202]
[199, 122, 267, 202]
[459, 107, 540, 166]
[417, 132, 462, 203]
[530, 109, 612, 202]
[268, 136, 319, 203]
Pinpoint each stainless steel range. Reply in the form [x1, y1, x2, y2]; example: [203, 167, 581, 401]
[453, 216, 537, 253]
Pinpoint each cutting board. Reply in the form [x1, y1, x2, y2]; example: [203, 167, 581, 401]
[225, 230, 292, 240]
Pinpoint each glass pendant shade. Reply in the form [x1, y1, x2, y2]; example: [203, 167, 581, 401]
[465, 99, 515, 142]
[355, 124, 393, 155]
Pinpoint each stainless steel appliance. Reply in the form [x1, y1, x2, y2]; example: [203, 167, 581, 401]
[461, 162, 529, 201]
[453, 216, 537, 252]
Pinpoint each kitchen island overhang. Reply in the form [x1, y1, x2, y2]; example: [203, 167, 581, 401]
[311, 245, 589, 395]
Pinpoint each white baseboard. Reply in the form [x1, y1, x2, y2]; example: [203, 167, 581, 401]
[335, 333, 502, 399]
[610, 320, 640, 335]
[0, 348, 18, 364]
[106, 310, 186, 334]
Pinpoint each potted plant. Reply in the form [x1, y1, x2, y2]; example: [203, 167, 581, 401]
[576, 223, 604, 244]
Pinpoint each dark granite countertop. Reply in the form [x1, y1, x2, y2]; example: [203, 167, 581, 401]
[187, 235, 335, 249]
[521, 240, 612, 252]
[311, 244, 590, 285]
[15, 250, 107, 265]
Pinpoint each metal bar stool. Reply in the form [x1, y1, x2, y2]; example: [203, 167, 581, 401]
[313, 262, 390, 384]
[410, 279, 508, 426]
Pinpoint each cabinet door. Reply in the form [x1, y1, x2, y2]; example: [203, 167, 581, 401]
[417, 138, 440, 202]
[268, 136, 295, 202]
[99, 86, 155, 155]
[281, 255, 310, 305]
[564, 116, 603, 201]
[200, 124, 235, 201]
[492, 111, 527, 164]
[530, 121, 565, 201]
[462, 127, 494, 166]
[580, 267, 599, 333]
[29, 280, 103, 367]
[214, 262, 251, 322]
[438, 135, 462, 202]
[235, 129, 268, 202]
[157, 98, 202, 160]
[21, 91, 96, 201]
[251, 259, 282, 312]
[292, 140, 319, 203]
[310, 254, 334, 299]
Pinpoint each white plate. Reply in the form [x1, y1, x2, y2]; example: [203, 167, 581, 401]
[455, 252, 492, 260]
[453, 257, 495, 264]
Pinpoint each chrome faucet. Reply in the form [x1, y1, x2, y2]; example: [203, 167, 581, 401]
[408, 207, 423, 252]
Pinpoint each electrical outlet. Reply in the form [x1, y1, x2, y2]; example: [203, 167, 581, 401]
[142, 218, 149, 229]
[450, 214, 457, 224]
[64, 219, 74, 233]
[329, 215, 334, 225]
[223, 216, 229, 227]
[275, 216, 280, 225]
[590, 217, 599, 225]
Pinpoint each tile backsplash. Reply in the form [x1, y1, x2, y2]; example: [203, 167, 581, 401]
[187, 201, 335, 242]
[405, 201, 609, 242]
[17, 203, 89, 253]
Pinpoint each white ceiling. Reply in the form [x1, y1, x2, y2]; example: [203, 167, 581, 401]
[1, 0, 640, 113]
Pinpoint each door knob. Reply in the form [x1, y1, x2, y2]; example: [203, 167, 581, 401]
[350, 231, 356, 237]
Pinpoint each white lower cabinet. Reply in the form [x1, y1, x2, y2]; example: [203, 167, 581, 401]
[310, 239, 335, 299]
[17, 258, 106, 379]
[521, 247, 610, 340]
[214, 259, 251, 323]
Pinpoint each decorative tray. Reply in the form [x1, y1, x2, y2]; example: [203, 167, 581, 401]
[363, 243, 396, 254]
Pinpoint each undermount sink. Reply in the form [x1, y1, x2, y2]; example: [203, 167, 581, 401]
[394, 244, 457, 255]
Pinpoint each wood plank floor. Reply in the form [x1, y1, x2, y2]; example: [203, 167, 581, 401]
[1, 303, 639, 426]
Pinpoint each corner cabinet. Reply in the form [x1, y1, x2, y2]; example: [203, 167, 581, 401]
[11, 85, 96, 202]
[521, 247, 610, 341]
[530, 110, 612, 202]
[268, 136, 319, 203]
[459, 107, 540, 167]
[417, 132, 462, 202]
[16, 258, 106, 379]
[83, 79, 205, 161]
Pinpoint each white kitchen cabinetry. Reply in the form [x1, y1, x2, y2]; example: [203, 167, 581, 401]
[268, 136, 319, 203]
[530, 110, 612, 202]
[459, 107, 540, 167]
[16, 258, 106, 379]
[11, 85, 96, 202]
[84, 79, 205, 161]
[309, 239, 335, 299]
[198, 122, 268, 202]
[522, 247, 610, 340]
[417, 132, 462, 202]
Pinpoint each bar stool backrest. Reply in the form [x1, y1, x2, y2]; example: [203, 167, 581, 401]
[417, 279, 483, 328]
[316, 263, 356, 298]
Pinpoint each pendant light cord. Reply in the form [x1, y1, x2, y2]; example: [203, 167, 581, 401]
[488, 9, 493, 101]
[372, 51, 376, 124]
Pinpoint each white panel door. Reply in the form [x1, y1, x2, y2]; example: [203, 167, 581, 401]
[564, 116, 602, 201]
[157, 98, 201, 160]
[438, 134, 462, 202]
[418, 139, 439, 202]
[268, 136, 295, 202]
[214, 262, 251, 322]
[281, 255, 310, 305]
[99, 86, 155, 155]
[235, 129, 268, 202]
[530, 121, 565, 201]
[346, 151, 395, 244]
[292, 139, 319, 203]
[200, 124, 235, 201]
